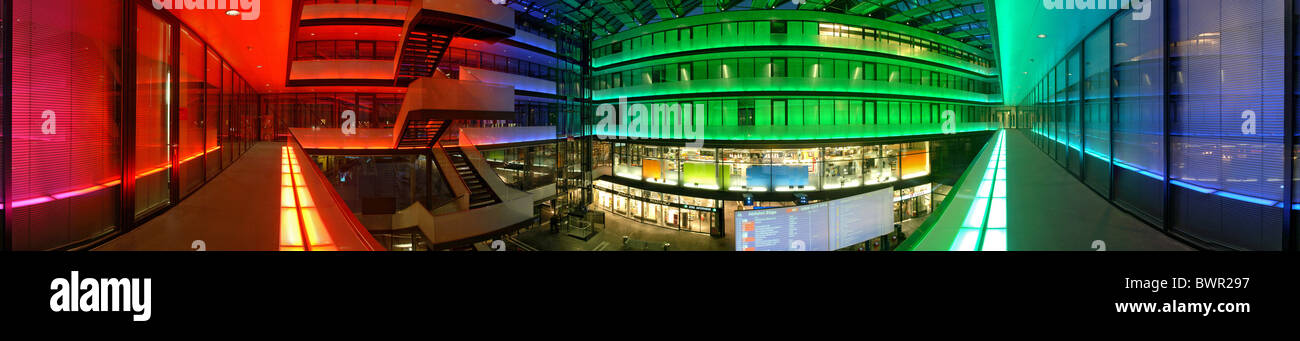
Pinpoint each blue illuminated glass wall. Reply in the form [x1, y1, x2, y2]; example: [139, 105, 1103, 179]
[1019, 0, 1295, 250]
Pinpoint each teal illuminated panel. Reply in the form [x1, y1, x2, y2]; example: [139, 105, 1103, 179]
[950, 228, 982, 251]
[950, 130, 1008, 251]
[980, 229, 1007, 251]
[963, 198, 989, 228]
[986, 198, 1007, 228]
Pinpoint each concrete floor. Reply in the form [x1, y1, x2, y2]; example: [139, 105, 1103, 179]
[1003, 130, 1192, 251]
[96, 143, 282, 251]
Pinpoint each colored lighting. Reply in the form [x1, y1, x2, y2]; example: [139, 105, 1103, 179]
[278, 144, 336, 251]
[952, 130, 1007, 251]
[0, 147, 221, 209]
[1032, 130, 1294, 210]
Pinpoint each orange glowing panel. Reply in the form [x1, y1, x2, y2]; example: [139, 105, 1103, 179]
[278, 143, 335, 251]
[299, 207, 335, 247]
[295, 187, 315, 207]
[642, 159, 662, 180]
[279, 207, 304, 250]
[281, 187, 298, 207]
[901, 153, 929, 178]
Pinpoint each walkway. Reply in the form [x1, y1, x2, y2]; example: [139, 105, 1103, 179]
[97, 142, 377, 251]
[908, 129, 1193, 251]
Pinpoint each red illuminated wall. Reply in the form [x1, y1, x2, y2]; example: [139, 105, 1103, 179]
[9, 0, 123, 250]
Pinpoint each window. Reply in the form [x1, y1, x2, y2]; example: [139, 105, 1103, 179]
[772, 20, 787, 34]
[739, 100, 756, 126]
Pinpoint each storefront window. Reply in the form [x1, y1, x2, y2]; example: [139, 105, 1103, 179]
[770, 148, 820, 191]
[721, 149, 769, 191]
[899, 141, 930, 179]
[592, 181, 717, 234]
[642, 145, 679, 185]
[606, 142, 926, 192]
[680, 147, 718, 189]
[823, 146, 862, 189]
[614, 143, 643, 180]
[865, 144, 900, 184]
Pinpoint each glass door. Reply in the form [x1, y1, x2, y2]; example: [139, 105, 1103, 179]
[134, 5, 174, 218]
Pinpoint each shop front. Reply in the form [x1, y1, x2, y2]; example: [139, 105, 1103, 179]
[594, 180, 721, 235]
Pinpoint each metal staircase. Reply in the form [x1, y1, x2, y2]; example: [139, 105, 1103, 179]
[395, 31, 453, 86]
[394, 1, 515, 86]
[395, 118, 451, 148]
[444, 146, 501, 209]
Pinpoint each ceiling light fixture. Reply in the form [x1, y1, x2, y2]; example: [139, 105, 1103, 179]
[1036, 34, 1047, 38]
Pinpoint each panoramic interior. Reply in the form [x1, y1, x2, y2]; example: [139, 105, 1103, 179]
[1, 0, 1297, 252]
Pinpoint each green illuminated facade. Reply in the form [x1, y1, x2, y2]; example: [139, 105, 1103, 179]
[590, 8, 1000, 197]
[590, 10, 1001, 142]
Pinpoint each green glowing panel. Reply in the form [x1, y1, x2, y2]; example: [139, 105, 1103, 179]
[592, 77, 997, 103]
[592, 10, 994, 75]
[976, 181, 992, 198]
[950, 228, 982, 251]
[987, 198, 1007, 228]
[962, 198, 988, 228]
[682, 162, 718, 187]
[981, 229, 1007, 251]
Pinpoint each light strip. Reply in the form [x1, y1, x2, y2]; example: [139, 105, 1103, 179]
[950, 130, 1007, 251]
[1, 146, 222, 209]
[279, 144, 336, 251]
[1030, 129, 1288, 209]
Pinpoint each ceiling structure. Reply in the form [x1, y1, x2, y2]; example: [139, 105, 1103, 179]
[991, 1, 1116, 105]
[515, 0, 995, 54]
[168, 1, 294, 93]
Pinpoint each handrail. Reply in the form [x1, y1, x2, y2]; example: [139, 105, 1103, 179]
[289, 137, 387, 251]
[431, 142, 474, 211]
[895, 131, 998, 251]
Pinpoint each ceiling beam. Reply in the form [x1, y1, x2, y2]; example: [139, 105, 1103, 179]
[846, 0, 901, 15]
[796, 0, 833, 11]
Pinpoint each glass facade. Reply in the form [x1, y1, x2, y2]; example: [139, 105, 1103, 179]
[1021, 0, 1293, 250]
[611, 142, 926, 192]
[590, 11, 1000, 142]
[7, 0, 123, 250]
[2, 2, 258, 249]
[594, 180, 719, 234]
[481, 144, 558, 192]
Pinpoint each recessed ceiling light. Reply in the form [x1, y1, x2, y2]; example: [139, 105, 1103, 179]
[1036, 34, 1047, 38]
[226, 10, 240, 16]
